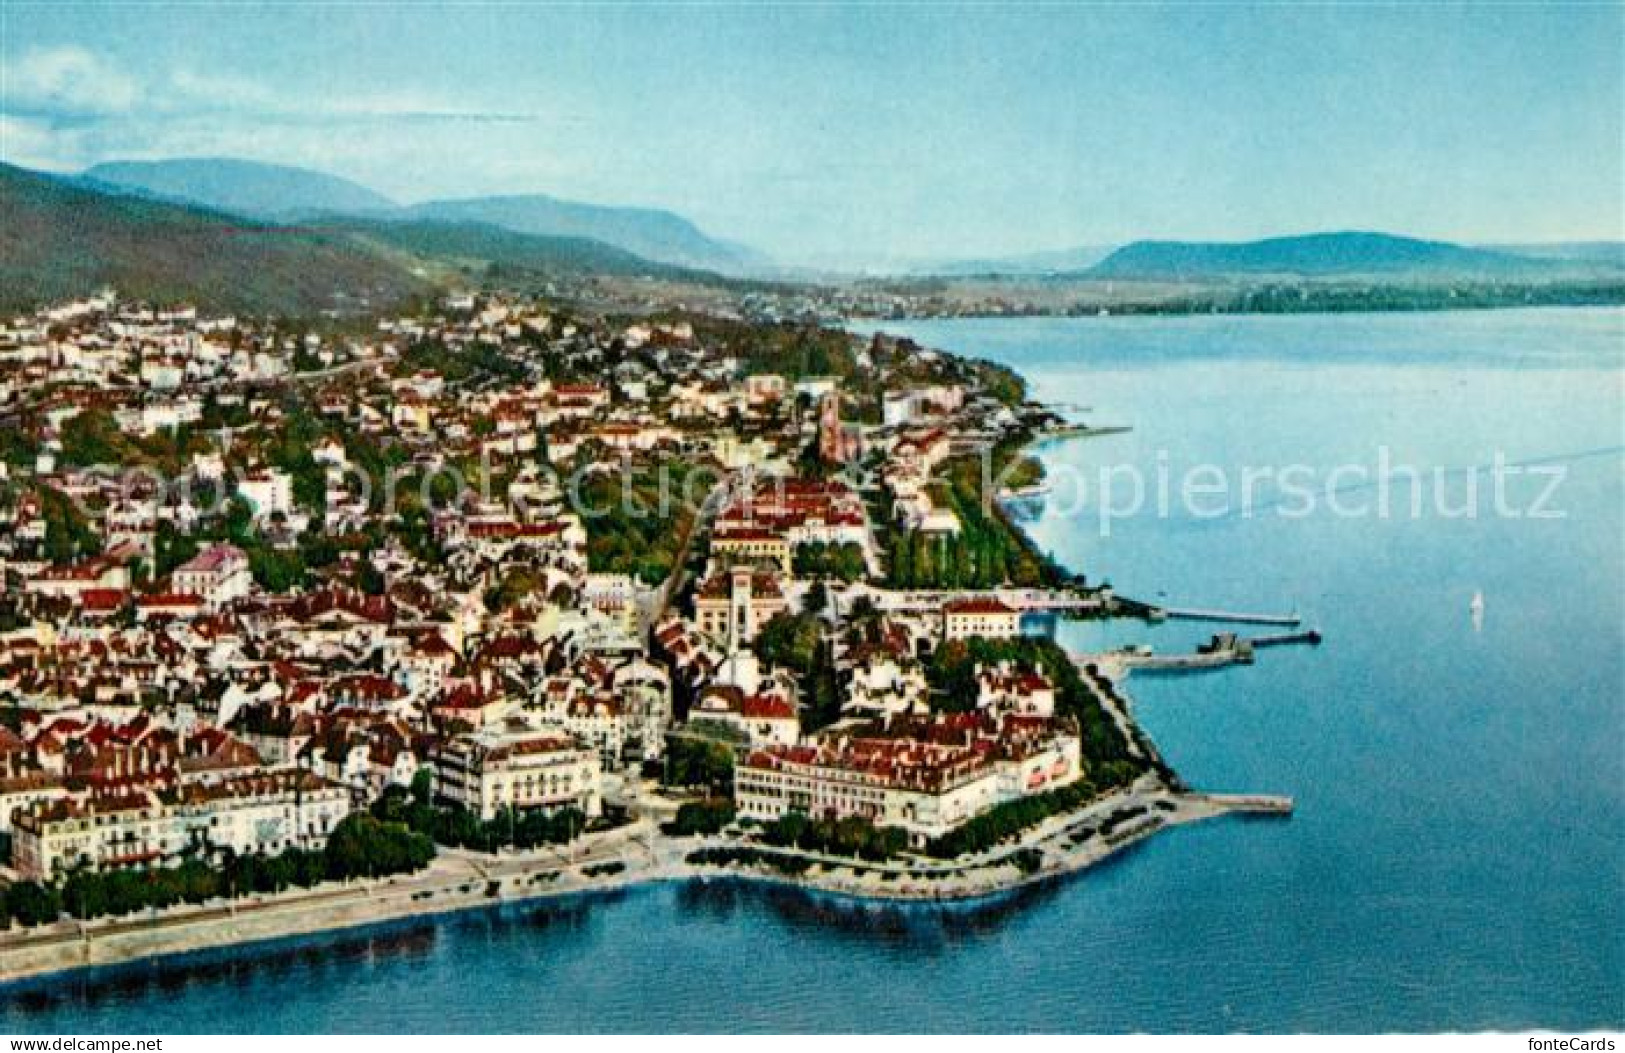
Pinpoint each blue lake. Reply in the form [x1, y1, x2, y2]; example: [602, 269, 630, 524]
[4, 309, 1621, 1032]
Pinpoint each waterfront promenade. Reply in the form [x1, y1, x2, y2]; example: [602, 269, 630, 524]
[0, 776, 1291, 987]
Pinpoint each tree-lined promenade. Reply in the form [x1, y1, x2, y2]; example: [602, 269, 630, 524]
[1, 815, 432, 929]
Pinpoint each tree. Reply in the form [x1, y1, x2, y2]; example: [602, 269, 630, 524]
[664, 799, 735, 837]
[4, 881, 61, 927]
[763, 810, 809, 849]
[410, 767, 433, 808]
[803, 579, 829, 618]
[324, 813, 436, 880]
[952, 541, 972, 589]
[890, 530, 914, 588]
[155, 520, 200, 578]
[37, 487, 101, 563]
[62, 870, 110, 919]
[220, 496, 255, 545]
[58, 410, 128, 467]
[753, 612, 821, 675]
[356, 559, 386, 596]
[664, 734, 736, 794]
[247, 545, 307, 593]
[847, 595, 881, 628]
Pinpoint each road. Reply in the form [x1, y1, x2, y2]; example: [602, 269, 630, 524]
[645, 471, 737, 625]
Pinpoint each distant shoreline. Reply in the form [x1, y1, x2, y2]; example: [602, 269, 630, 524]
[847, 295, 1625, 323]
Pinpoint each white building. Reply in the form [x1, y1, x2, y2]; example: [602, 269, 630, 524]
[172, 543, 252, 609]
[237, 469, 293, 522]
[430, 720, 602, 821]
[735, 714, 1081, 846]
[735, 739, 1000, 844]
[942, 597, 1021, 641]
[693, 566, 789, 645]
[689, 685, 801, 748]
[10, 770, 350, 880]
[561, 696, 627, 768]
[976, 662, 1056, 717]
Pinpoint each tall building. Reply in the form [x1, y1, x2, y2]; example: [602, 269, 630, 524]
[817, 390, 859, 464]
[693, 565, 789, 646]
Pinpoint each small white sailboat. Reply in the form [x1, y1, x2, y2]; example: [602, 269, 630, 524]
[1470, 590, 1485, 631]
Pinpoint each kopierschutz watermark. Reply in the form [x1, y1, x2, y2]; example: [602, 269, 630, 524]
[981, 445, 1568, 537]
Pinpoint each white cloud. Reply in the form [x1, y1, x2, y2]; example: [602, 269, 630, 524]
[5, 46, 142, 116]
[3, 46, 534, 124]
[0, 103, 575, 204]
[0, 46, 554, 193]
[0, 114, 87, 171]
[162, 69, 277, 113]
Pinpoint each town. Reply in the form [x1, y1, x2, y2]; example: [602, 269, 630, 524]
[0, 288, 1252, 975]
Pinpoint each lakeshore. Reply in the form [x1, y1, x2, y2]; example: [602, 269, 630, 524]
[0, 773, 1290, 987]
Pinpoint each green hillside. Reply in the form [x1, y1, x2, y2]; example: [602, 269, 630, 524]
[1088, 232, 1553, 280]
[335, 218, 710, 282]
[77, 156, 772, 274]
[83, 158, 399, 220]
[0, 164, 722, 316]
[0, 163, 426, 315]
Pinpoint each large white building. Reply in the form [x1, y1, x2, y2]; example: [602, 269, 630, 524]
[735, 713, 1081, 846]
[10, 770, 351, 880]
[430, 720, 602, 821]
[713, 479, 868, 551]
[24, 557, 130, 603]
[581, 573, 642, 640]
[237, 469, 294, 522]
[689, 685, 801, 748]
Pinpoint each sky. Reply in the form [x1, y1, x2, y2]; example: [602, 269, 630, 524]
[2, 2, 1622, 268]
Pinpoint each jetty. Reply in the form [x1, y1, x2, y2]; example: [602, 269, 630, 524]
[1068, 645, 1242, 675]
[1251, 629, 1323, 648]
[1041, 423, 1131, 441]
[1069, 628, 1321, 678]
[1185, 793, 1295, 816]
[1108, 595, 1301, 627]
[1162, 606, 1301, 627]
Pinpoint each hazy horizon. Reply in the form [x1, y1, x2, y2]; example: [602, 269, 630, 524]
[4, 3, 1622, 269]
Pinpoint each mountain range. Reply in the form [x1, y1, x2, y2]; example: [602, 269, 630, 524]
[80, 158, 760, 275]
[397, 196, 767, 275]
[902, 245, 1119, 277]
[1, 163, 425, 314]
[1084, 232, 1563, 280]
[0, 163, 709, 314]
[4, 156, 1619, 315]
[82, 159, 398, 221]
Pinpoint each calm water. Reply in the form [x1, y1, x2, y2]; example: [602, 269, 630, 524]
[5, 309, 1622, 1032]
